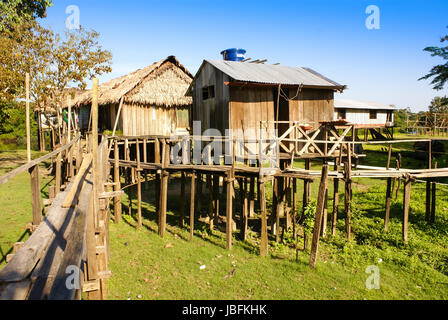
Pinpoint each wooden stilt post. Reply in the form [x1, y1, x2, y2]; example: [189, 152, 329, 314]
[213, 174, 220, 224]
[403, 175, 412, 244]
[385, 144, 392, 231]
[292, 178, 298, 241]
[260, 179, 268, 257]
[189, 171, 196, 241]
[431, 162, 437, 223]
[240, 178, 248, 241]
[309, 164, 329, 268]
[226, 170, 234, 250]
[303, 159, 311, 213]
[136, 139, 142, 228]
[344, 146, 352, 241]
[154, 138, 161, 216]
[275, 177, 284, 243]
[114, 139, 122, 224]
[180, 171, 186, 227]
[158, 140, 169, 237]
[426, 141, 432, 221]
[331, 160, 339, 236]
[321, 189, 328, 237]
[208, 174, 214, 231]
[249, 176, 255, 218]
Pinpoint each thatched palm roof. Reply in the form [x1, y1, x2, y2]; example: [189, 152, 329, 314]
[73, 56, 193, 108]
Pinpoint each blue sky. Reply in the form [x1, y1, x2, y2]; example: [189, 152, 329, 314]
[40, 0, 448, 112]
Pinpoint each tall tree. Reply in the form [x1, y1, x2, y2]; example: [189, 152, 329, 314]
[419, 28, 448, 90]
[428, 96, 448, 114]
[0, 22, 112, 109]
[0, 0, 53, 31]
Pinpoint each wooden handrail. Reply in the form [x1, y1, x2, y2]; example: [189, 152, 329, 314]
[0, 135, 81, 187]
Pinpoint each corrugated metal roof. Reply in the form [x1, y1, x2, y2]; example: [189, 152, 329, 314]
[335, 99, 395, 111]
[206, 60, 344, 89]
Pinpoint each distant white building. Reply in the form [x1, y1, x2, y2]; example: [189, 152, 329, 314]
[334, 99, 395, 129]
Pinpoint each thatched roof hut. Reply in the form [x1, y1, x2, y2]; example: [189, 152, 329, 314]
[73, 56, 193, 136]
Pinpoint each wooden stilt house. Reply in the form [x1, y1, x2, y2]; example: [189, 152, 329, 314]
[187, 59, 346, 138]
[73, 56, 193, 136]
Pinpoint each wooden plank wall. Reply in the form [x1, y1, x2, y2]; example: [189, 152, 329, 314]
[121, 103, 180, 136]
[191, 63, 230, 134]
[290, 88, 334, 128]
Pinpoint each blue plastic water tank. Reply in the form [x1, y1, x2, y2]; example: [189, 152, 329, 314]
[220, 48, 246, 61]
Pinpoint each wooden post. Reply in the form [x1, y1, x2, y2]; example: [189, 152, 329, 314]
[431, 162, 437, 223]
[29, 165, 42, 227]
[136, 139, 142, 228]
[113, 139, 122, 224]
[309, 164, 329, 268]
[26, 73, 31, 163]
[208, 175, 214, 231]
[158, 142, 169, 237]
[226, 171, 233, 250]
[303, 159, 311, 213]
[249, 176, 255, 218]
[189, 171, 196, 241]
[403, 175, 412, 244]
[426, 141, 432, 222]
[332, 160, 339, 236]
[292, 178, 297, 241]
[321, 189, 328, 237]
[344, 146, 352, 241]
[91, 78, 100, 231]
[180, 172, 186, 227]
[67, 95, 72, 143]
[259, 179, 268, 257]
[55, 152, 62, 193]
[239, 178, 248, 241]
[275, 177, 284, 243]
[213, 174, 220, 223]
[385, 144, 392, 231]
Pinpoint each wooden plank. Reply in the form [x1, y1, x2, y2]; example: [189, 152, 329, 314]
[62, 154, 93, 208]
[47, 173, 92, 300]
[0, 280, 32, 300]
[309, 164, 329, 268]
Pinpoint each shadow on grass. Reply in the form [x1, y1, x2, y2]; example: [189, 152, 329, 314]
[0, 229, 31, 266]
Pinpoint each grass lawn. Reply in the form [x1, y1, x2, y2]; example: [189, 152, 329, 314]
[0, 149, 53, 268]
